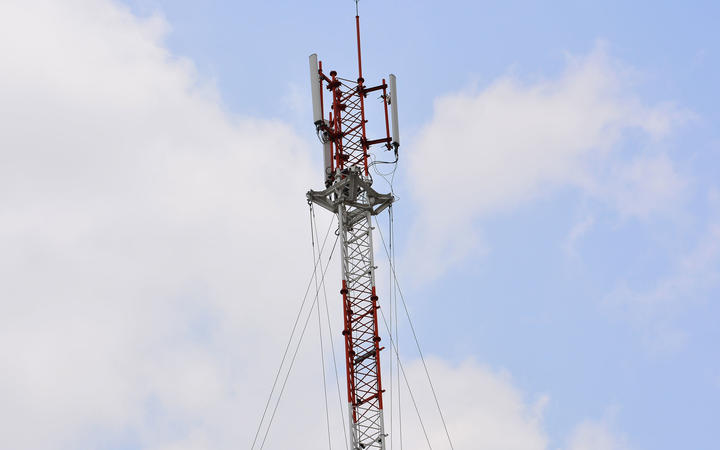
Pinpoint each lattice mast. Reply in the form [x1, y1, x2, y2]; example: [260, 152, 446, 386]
[307, 9, 400, 450]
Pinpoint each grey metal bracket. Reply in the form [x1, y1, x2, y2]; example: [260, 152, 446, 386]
[307, 171, 394, 216]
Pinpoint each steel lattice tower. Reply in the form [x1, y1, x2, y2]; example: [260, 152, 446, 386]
[307, 10, 400, 450]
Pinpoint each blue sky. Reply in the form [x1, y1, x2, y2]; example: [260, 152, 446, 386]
[1, 1, 719, 449]
[119, 1, 719, 447]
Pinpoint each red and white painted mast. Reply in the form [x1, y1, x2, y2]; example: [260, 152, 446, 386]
[307, 4, 400, 449]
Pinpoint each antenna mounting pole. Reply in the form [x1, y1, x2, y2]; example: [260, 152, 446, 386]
[355, 13, 363, 79]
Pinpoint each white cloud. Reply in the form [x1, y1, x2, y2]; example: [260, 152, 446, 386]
[603, 220, 720, 353]
[591, 153, 687, 220]
[610, 223, 720, 308]
[0, 0, 322, 448]
[406, 44, 687, 280]
[395, 358, 548, 450]
[388, 359, 632, 450]
[566, 420, 630, 450]
[564, 215, 595, 258]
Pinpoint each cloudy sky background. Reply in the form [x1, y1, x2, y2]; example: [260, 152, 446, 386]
[1, 0, 719, 449]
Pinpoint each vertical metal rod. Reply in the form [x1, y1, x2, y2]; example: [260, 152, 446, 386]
[356, 15, 363, 79]
[319, 60, 325, 119]
[329, 111, 335, 173]
[382, 79, 391, 148]
[358, 79, 369, 176]
[367, 211, 387, 450]
[339, 207, 359, 449]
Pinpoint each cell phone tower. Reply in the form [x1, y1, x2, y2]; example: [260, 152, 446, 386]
[306, 4, 400, 450]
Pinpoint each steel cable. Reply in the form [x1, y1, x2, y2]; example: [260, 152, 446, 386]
[258, 232, 339, 449]
[311, 205, 333, 450]
[374, 216, 456, 450]
[311, 206, 351, 449]
[378, 309, 433, 449]
[391, 206, 403, 450]
[250, 211, 336, 450]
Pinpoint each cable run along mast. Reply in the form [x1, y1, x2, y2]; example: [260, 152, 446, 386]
[307, 7, 400, 450]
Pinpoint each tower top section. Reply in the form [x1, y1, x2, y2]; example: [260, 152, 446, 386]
[305, 7, 398, 449]
[308, 7, 400, 186]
